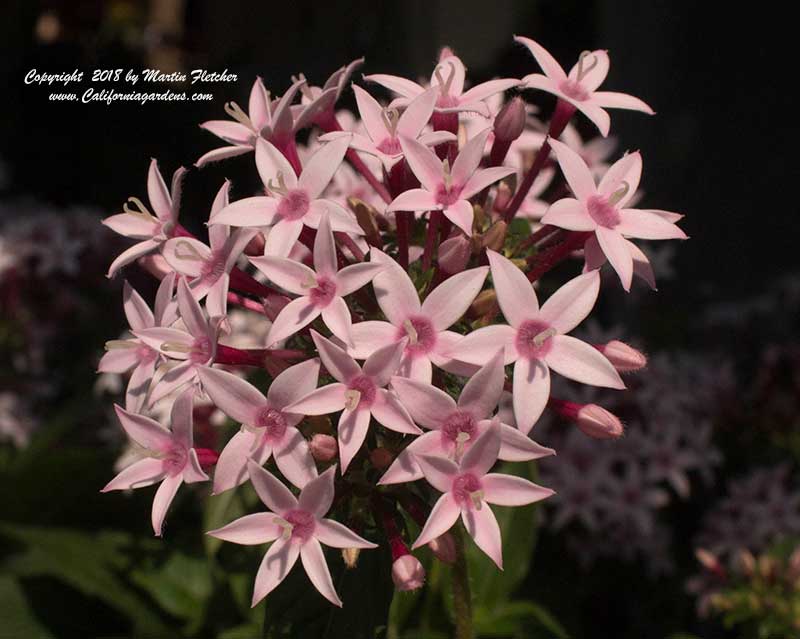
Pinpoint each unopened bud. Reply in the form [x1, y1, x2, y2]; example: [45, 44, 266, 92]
[493, 181, 513, 213]
[696, 548, 726, 579]
[759, 555, 777, 581]
[493, 97, 527, 144]
[348, 197, 382, 247]
[342, 547, 360, 569]
[482, 221, 508, 252]
[370, 447, 393, 471]
[438, 234, 471, 274]
[469, 289, 498, 317]
[137, 253, 172, 279]
[438, 46, 455, 61]
[392, 554, 426, 591]
[597, 340, 647, 372]
[576, 404, 623, 439]
[310, 434, 337, 462]
[428, 532, 457, 564]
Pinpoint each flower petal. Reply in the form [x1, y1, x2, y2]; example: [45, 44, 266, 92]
[370, 249, 421, 324]
[316, 518, 377, 549]
[264, 218, 304, 258]
[255, 138, 298, 190]
[102, 458, 165, 492]
[549, 138, 596, 200]
[147, 159, 173, 222]
[514, 36, 567, 81]
[298, 466, 336, 517]
[251, 537, 300, 606]
[461, 422, 501, 475]
[450, 324, 517, 366]
[273, 428, 318, 488]
[152, 474, 182, 536]
[422, 266, 488, 332]
[113, 404, 172, 451]
[512, 358, 550, 435]
[460, 166, 516, 201]
[211, 197, 279, 227]
[300, 135, 351, 199]
[396, 87, 438, 138]
[247, 461, 298, 513]
[415, 454, 459, 493]
[378, 430, 442, 485]
[595, 226, 633, 291]
[461, 504, 502, 568]
[268, 358, 321, 409]
[285, 383, 347, 416]
[349, 321, 397, 359]
[265, 297, 320, 347]
[336, 262, 385, 297]
[538, 270, 600, 335]
[597, 152, 642, 205]
[370, 389, 420, 434]
[386, 188, 438, 213]
[541, 198, 595, 231]
[616, 209, 687, 240]
[458, 349, 505, 418]
[487, 249, 538, 328]
[197, 366, 265, 426]
[390, 376, 456, 429]
[103, 213, 158, 239]
[451, 128, 492, 188]
[337, 408, 371, 472]
[413, 493, 460, 549]
[482, 473, 554, 506]
[208, 512, 282, 545]
[362, 340, 406, 388]
[545, 334, 625, 389]
[398, 135, 443, 192]
[248, 255, 316, 296]
[352, 84, 389, 143]
[213, 429, 261, 494]
[312, 322, 365, 382]
[321, 297, 354, 346]
[300, 539, 342, 607]
[592, 91, 654, 115]
[497, 423, 556, 461]
[442, 200, 474, 236]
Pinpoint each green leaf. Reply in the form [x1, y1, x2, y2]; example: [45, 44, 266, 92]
[473, 600, 569, 638]
[0, 575, 55, 639]
[203, 488, 244, 557]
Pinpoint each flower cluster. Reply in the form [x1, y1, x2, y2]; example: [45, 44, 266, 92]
[98, 37, 686, 607]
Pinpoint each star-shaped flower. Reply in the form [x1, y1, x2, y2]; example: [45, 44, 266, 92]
[285, 331, 420, 472]
[209, 463, 377, 607]
[210, 136, 363, 256]
[412, 423, 553, 568]
[102, 389, 209, 536]
[103, 159, 185, 277]
[290, 58, 364, 128]
[196, 358, 321, 492]
[386, 129, 515, 235]
[453, 251, 624, 434]
[350, 251, 488, 382]
[516, 36, 654, 136]
[542, 139, 687, 290]
[249, 213, 384, 347]
[379, 350, 554, 485]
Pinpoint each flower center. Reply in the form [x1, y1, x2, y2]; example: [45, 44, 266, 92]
[452, 473, 484, 510]
[434, 159, 462, 206]
[515, 320, 556, 360]
[558, 79, 590, 101]
[308, 276, 337, 308]
[190, 335, 214, 364]
[441, 411, 477, 457]
[163, 446, 187, 476]
[586, 194, 621, 228]
[398, 316, 437, 355]
[254, 406, 287, 440]
[345, 375, 377, 410]
[275, 509, 316, 543]
[136, 343, 158, 364]
[377, 136, 402, 155]
[276, 187, 310, 221]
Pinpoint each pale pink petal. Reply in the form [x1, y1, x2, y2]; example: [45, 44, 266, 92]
[364, 73, 425, 99]
[162, 237, 209, 278]
[251, 537, 300, 606]
[482, 473, 554, 506]
[264, 219, 305, 258]
[541, 198, 595, 231]
[321, 297, 353, 345]
[298, 466, 336, 517]
[102, 458, 165, 492]
[148, 361, 197, 405]
[248, 77, 270, 130]
[248, 255, 316, 296]
[114, 404, 172, 451]
[299, 136, 351, 199]
[370, 389, 420, 434]
[497, 423, 556, 461]
[186, 447, 212, 484]
[538, 270, 600, 334]
[195, 145, 252, 168]
[459, 78, 521, 105]
[265, 297, 320, 346]
[300, 539, 342, 607]
[307, 200, 364, 235]
[98, 347, 139, 374]
[461, 423, 501, 475]
[362, 341, 406, 388]
[310, 330, 360, 383]
[549, 138, 596, 200]
[596, 226, 633, 291]
[514, 36, 567, 81]
[574, 102, 611, 137]
[200, 120, 253, 145]
[169, 388, 195, 448]
[434, 55, 466, 95]
[196, 366, 264, 425]
[107, 239, 160, 278]
[442, 199, 474, 236]
[337, 408, 371, 472]
[151, 474, 182, 536]
[450, 324, 517, 366]
[458, 349, 505, 418]
[592, 90, 654, 115]
[268, 358, 322, 409]
[213, 429, 260, 494]
[460, 166, 516, 201]
[545, 334, 625, 389]
[273, 428, 318, 488]
[386, 188, 438, 213]
[520, 73, 561, 95]
[335, 262, 385, 297]
[398, 135, 443, 192]
[247, 461, 298, 513]
[396, 87, 437, 138]
[134, 327, 192, 358]
[567, 49, 609, 92]
[125, 358, 156, 412]
[349, 321, 397, 359]
[370, 250, 421, 324]
[429, 331, 481, 378]
[352, 85, 389, 142]
[398, 353, 433, 383]
[597, 152, 642, 204]
[451, 128, 492, 187]
[628, 240, 657, 290]
[422, 266, 489, 331]
[102, 213, 158, 239]
[210, 197, 279, 227]
[377, 431, 442, 485]
[413, 493, 460, 548]
[147, 159, 173, 222]
[208, 512, 282, 545]
[205, 275, 230, 319]
[312, 213, 337, 276]
[285, 383, 347, 416]
[255, 139, 298, 190]
[418, 130, 458, 147]
[512, 358, 550, 435]
[176, 277, 207, 338]
[315, 518, 377, 549]
[649, 209, 684, 224]
[616, 209, 687, 240]
[222, 228, 257, 272]
[390, 376, 455, 428]
[461, 504, 502, 568]
[415, 454, 459, 493]
[487, 249, 538, 329]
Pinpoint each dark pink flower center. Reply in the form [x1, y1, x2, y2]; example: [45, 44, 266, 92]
[435, 182, 462, 207]
[201, 250, 227, 284]
[435, 94, 459, 109]
[452, 473, 483, 509]
[346, 375, 377, 409]
[136, 344, 158, 365]
[377, 137, 402, 155]
[586, 194, 621, 228]
[558, 79, 590, 101]
[283, 508, 316, 542]
[191, 335, 214, 363]
[163, 446, 187, 476]
[515, 319, 555, 360]
[397, 316, 437, 355]
[441, 410, 477, 443]
[277, 189, 310, 221]
[309, 276, 337, 307]
[254, 406, 287, 441]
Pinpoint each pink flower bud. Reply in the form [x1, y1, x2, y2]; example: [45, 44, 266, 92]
[195, 447, 220, 470]
[438, 234, 472, 274]
[696, 548, 726, 579]
[370, 447, 393, 471]
[576, 404, 624, 439]
[428, 532, 457, 564]
[597, 340, 647, 372]
[392, 554, 426, 591]
[493, 97, 527, 144]
[310, 434, 337, 462]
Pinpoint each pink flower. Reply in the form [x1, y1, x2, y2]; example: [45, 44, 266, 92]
[291, 58, 364, 126]
[135, 278, 221, 404]
[350, 251, 489, 382]
[412, 423, 553, 568]
[392, 554, 425, 591]
[386, 129, 514, 235]
[102, 389, 209, 536]
[366, 54, 519, 118]
[98, 274, 177, 411]
[196, 358, 320, 492]
[103, 159, 185, 277]
[210, 135, 362, 256]
[379, 350, 554, 485]
[249, 213, 384, 347]
[516, 36, 654, 136]
[453, 251, 624, 434]
[162, 181, 256, 318]
[542, 139, 687, 290]
[208, 463, 377, 607]
[286, 331, 421, 472]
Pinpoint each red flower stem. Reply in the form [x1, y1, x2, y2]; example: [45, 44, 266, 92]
[547, 397, 581, 420]
[227, 292, 267, 315]
[502, 100, 576, 223]
[277, 137, 303, 177]
[422, 211, 442, 271]
[215, 344, 306, 368]
[371, 496, 410, 560]
[525, 231, 591, 282]
[334, 231, 365, 261]
[518, 224, 559, 252]
[396, 211, 411, 269]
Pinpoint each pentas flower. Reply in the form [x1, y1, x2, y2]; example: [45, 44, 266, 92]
[103, 159, 185, 277]
[135, 278, 221, 404]
[412, 423, 553, 568]
[379, 350, 554, 485]
[325, 87, 454, 169]
[291, 58, 364, 126]
[350, 252, 488, 382]
[210, 136, 362, 256]
[249, 213, 384, 347]
[196, 358, 320, 492]
[366, 53, 520, 119]
[285, 331, 420, 472]
[453, 251, 624, 434]
[99, 274, 177, 411]
[162, 181, 256, 318]
[209, 463, 377, 607]
[516, 36, 654, 136]
[386, 128, 515, 235]
[542, 139, 687, 291]
[101, 389, 208, 536]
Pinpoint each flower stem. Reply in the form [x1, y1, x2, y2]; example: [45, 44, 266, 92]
[525, 231, 591, 282]
[451, 523, 473, 639]
[422, 211, 442, 271]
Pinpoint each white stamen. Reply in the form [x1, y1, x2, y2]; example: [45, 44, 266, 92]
[533, 327, 557, 346]
[267, 172, 289, 196]
[469, 490, 484, 510]
[160, 342, 192, 353]
[455, 431, 471, 460]
[123, 196, 156, 222]
[173, 240, 205, 261]
[224, 101, 254, 129]
[442, 159, 452, 191]
[576, 50, 598, 82]
[273, 516, 294, 540]
[381, 108, 400, 135]
[403, 319, 418, 344]
[292, 74, 312, 100]
[300, 274, 318, 289]
[434, 60, 457, 95]
[105, 339, 138, 350]
[607, 181, 630, 207]
[344, 389, 361, 411]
